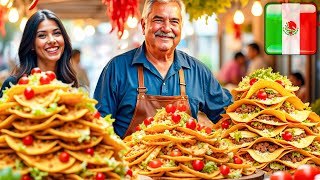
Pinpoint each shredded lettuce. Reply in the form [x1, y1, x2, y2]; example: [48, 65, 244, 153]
[202, 161, 217, 173]
[30, 168, 48, 180]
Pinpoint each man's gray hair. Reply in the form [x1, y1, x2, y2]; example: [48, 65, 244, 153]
[141, 0, 186, 24]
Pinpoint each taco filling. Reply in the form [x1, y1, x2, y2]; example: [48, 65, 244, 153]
[309, 126, 319, 134]
[251, 88, 282, 100]
[228, 130, 256, 145]
[280, 152, 305, 163]
[279, 102, 296, 114]
[276, 128, 307, 142]
[304, 141, 320, 153]
[249, 122, 276, 132]
[252, 142, 279, 153]
[235, 92, 245, 101]
[263, 162, 288, 174]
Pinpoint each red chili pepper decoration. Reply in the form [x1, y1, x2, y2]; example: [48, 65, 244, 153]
[102, 0, 140, 39]
[0, 7, 7, 37]
[28, 0, 39, 10]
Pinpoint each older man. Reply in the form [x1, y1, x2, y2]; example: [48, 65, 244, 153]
[94, 0, 232, 138]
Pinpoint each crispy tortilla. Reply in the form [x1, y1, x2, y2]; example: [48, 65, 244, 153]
[58, 136, 103, 150]
[166, 170, 198, 178]
[1, 129, 34, 138]
[12, 116, 62, 131]
[66, 145, 114, 165]
[278, 149, 312, 168]
[144, 124, 179, 133]
[0, 115, 18, 129]
[57, 91, 98, 105]
[17, 152, 75, 173]
[13, 90, 58, 108]
[138, 166, 180, 175]
[128, 146, 157, 166]
[56, 108, 88, 122]
[246, 124, 287, 138]
[46, 122, 90, 139]
[142, 134, 195, 144]
[158, 155, 202, 162]
[5, 135, 58, 155]
[9, 105, 65, 120]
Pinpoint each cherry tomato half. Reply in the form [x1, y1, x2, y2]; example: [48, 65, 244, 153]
[95, 172, 105, 180]
[171, 113, 181, 123]
[170, 149, 182, 157]
[135, 125, 142, 131]
[18, 76, 29, 85]
[192, 160, 204, 171]
[165, 104, 176, 113]
[21, 174, 32, 180]
[92, 111, 100, 119]
[39, 75, 51, 85]
[282, 131, 293, 141]
[85, 147, 94, 156]
[221, 120, 230, 129]
[270, 171, 293, 180]
[249, 78, 258, 85]
[23, 135, 33, 146]
[204, 127, 212, 134]
[220, 165, 230, 176]
[177, 104, 187, 112]
[144, 117, 154, 126]
[148, 159, 162, 168]
[126, 169, 133, 177]
[24, 87, 35, 100]
[59, 152, 70, 163]
[31, 67, 41, 75]
[186, 118, 197, 130]
[293, 164, 320, 180]
[233, 156, 243, 164]
[257, 90, 267, 100]
[45, 71, 56, 81]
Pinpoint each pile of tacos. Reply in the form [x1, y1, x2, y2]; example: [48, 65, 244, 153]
[214, 68, 320, 175]
[0, 69, 130, 180]
[124, 104, 255, 179]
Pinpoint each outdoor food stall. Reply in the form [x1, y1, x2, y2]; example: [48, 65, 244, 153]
[0, 68, 319, 179]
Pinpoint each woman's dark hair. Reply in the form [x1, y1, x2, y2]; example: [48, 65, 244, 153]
[13, 9, 78, 87]
[291, 72, 305, 86]
[248, 43, 260, 54]
[234, 52, 244, 60]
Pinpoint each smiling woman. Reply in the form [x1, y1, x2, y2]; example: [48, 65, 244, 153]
[0, 9, 78, 98]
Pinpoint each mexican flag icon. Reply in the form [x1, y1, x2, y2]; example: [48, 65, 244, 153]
[265, 3, 317, 55]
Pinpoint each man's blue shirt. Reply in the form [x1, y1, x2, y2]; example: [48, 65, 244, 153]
[94, 43, 233, 138]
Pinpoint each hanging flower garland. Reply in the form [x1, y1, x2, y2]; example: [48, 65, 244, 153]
[102, 0, 140, 38]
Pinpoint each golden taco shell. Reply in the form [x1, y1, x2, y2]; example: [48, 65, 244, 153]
[0, 115, 18, 129]
[142, 134, 195, 144]
[249, 109, 287, 124]
[144, 124, 179, 133]
[277, 149, 312, 168]
[46, 122, 90, 139]
[5, 135, 58, 155]
[33, 133, 59, 140]
[141, 140, 173, 146]
[65, 145, 114, 165]
[57, 91, 98, 105]
[0, 149, 14, 153]
[226, 99, 269, 113]
[262, 160, 295, 175]
[57, 108, 88, 122]
[246, 124, 287, 138]
[128, 146, 160, 166]
[125, 144, 149, 162]
[43, 145, 62, 154]
[0, 102, 18, 113]
[102, 134, 127, 153]
[18, 152, 75, 173]
[309, 112, 320, 122]
[179, 164, 220, 179]
[78, 119, 106, 132]
[158, 155, 202, 162]
[13, 90, 58, 108]
[176, 143, 210, 157]
[58, 136, 103, 151]
[283, 110, 311, 123]
[177, 127, 217, 142]
[303, 136, 320, 156]
[275, 126, 316, 148]
[61, 161, 83, 174]
[227, 162, 251, 169]
[87, 166, 113, 173]
[1, 129, 34, 138]
[221, 124, 257, 138]
[204, 153, 229, 163]
[6, 84, 69, 102]
[12, 116, 61, 131]
[0, 153, 30, 175]
[9, 105, 65, 120]
[241, 137, 288, 163]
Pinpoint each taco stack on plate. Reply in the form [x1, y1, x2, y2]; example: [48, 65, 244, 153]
[214, 68, 320, 175]
[124, 104, 254, 179]
[0, 69, 130, 180]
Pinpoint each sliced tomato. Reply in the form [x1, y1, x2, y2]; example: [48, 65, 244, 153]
[148, 159, 162, 168]
[143, 117, 154, 126]
[177, 104, 187, 112]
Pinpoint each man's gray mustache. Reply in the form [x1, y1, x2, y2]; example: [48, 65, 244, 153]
[154, 31, 175, 38]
